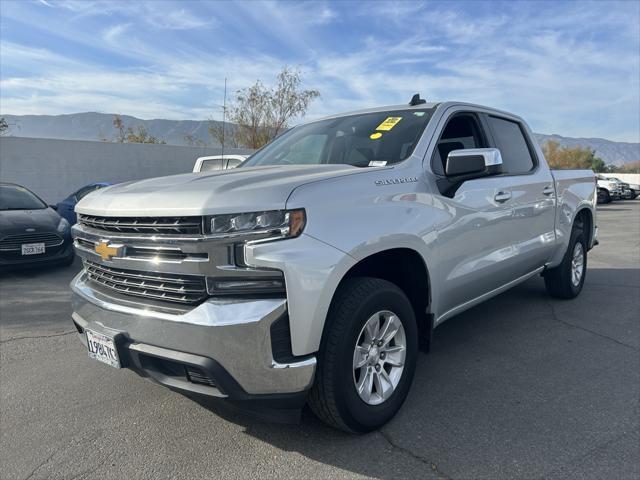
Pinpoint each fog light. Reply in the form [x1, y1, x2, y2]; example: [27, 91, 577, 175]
[206, 276, 286, 295]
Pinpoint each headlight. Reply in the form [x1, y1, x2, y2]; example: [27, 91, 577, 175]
[57, 217, 70, 233]
[205, 209, 306, 238]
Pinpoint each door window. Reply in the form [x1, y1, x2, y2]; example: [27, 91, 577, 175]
[431, 114, 487, 176]
[487, 116, 535, 174]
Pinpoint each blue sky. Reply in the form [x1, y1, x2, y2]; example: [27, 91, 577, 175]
[1, 0, 639, 141]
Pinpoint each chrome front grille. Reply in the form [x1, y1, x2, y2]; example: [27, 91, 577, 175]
[84, 261, 208, 305]
[0, 232, 63, 251]
[75, 238, 207, 262]
[78, 214, 203, 235]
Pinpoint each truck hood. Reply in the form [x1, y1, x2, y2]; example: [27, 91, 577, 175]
[76, 164, 360, 217]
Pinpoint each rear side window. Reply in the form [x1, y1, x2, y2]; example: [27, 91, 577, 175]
[487, 116, 535, 174]
[200, 159, 224, 171]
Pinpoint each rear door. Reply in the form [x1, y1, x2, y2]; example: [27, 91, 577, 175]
[484, 114, 557, 273]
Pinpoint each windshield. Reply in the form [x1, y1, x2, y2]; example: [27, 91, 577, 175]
[0, 184, 47, 210]
[243, 109, 434, 168]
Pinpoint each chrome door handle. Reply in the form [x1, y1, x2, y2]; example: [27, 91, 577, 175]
[494, 191, 512, 203]
[542, 186, 555, 196]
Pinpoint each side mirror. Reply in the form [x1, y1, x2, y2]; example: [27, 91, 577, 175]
[445, 148, 503, 177]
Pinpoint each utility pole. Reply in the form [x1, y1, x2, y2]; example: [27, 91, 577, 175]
[221, 77, 227, 158]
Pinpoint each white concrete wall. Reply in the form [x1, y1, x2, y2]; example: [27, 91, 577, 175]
[599, 173, 640, 185]
[0, 137, 253, 202]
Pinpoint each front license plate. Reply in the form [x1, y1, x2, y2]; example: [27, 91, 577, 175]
[21, 242, 45, 255]
[86, 330, 121, 368]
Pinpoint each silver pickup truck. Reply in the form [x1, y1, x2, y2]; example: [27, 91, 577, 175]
[70, 98, 597, 432]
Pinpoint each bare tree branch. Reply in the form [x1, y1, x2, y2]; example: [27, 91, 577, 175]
[218, 68, 319, 149]
[0, 117, 11, 136]
[104, 115, 167, 144]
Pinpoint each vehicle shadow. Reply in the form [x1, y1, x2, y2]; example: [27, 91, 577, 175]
[0, 257, 83, 338]
[595, 207, 636, 212]
[0, 255, 82, 280]
[183, 267, 640, 479]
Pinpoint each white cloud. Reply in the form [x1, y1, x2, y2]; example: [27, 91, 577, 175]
[315, 6, 336, 25]
[40, 0, 214, 30]
[144, 7, 215, 30]
[102, 23, 131, 44]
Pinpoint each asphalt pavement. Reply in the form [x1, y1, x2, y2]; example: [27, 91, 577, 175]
[1, 200, 638, 480]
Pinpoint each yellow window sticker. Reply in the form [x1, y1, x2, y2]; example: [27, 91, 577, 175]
[376, 117, 402, 131]
[370, 132, 382, 140]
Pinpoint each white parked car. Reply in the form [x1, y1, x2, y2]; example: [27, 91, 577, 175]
[605, 177, 638, 200]
[193, 155, 249, 172]
[596, 176, 623, 203]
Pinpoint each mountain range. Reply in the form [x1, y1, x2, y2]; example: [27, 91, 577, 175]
[3, 112, 638, 166]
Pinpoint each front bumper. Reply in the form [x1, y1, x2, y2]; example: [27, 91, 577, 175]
[0, 238, 74, 267]
[610, 189, 623, 199]
[71, 272, 316, 401]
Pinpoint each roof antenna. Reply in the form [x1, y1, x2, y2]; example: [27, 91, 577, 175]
[409, 93, 426, 106]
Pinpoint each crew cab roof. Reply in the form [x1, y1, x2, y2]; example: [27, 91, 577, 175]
[300, 101, 526, 126]
[311, 102, 440, 123]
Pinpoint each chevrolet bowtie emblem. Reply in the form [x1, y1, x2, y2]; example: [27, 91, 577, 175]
[94, 240, 123, 261]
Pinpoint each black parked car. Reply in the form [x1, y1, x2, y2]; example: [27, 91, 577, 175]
[0, 182, 74, 269]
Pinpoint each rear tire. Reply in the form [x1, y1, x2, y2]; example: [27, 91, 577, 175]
[308, 277, 418, 433]
[544, 223, 587, 299]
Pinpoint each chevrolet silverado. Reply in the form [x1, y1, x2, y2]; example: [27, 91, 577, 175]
[70, 98, 597, 432]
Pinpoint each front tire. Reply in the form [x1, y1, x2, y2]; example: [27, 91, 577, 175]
[61, 252, 75, 267]
[544, 224, 587, 299]
[308, 277, 418, 433]
[597, 189, 611, 204]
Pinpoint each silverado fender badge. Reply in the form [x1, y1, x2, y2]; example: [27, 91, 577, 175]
[375, 177, 418, 186]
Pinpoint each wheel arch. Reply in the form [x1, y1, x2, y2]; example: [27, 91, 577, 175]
[574, 206, 594, 248]
[321, 247, 433, 353]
